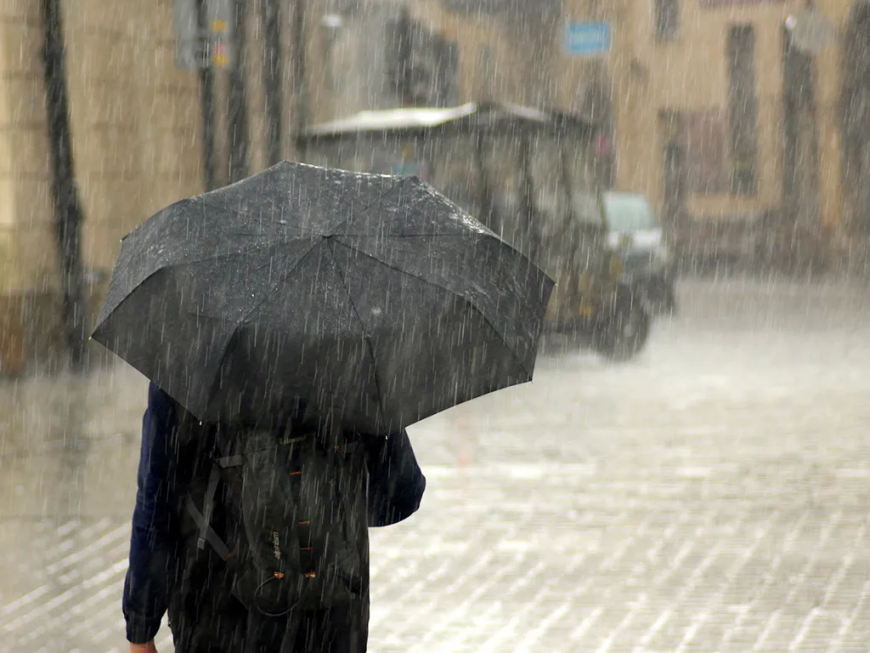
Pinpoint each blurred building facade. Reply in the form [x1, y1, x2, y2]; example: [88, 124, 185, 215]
[443, 0, 861, 272]
[0, 0, 203, 372]
[0, 0, 867, 371]
[0, 0, 526, 371]
[407, 0, 869, 273]
[557, 0, 858, 273]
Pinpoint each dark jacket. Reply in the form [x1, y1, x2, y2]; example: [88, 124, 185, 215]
[123, 382, 426, 646]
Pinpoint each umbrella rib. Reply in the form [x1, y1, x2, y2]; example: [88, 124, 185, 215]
[331, 178, 496, 239]
[162, 240, 301, 274]
[327, 177, 412, 235]
[323, 241, 390, 431]
[330, 238, 535, 380]
[201, 240, 322, 418]
[329, 233, 479, 239]
[99, 239, 317, 326]
[231, 240, 323, 322]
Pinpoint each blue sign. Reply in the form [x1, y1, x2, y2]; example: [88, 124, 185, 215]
[565, 22, 611, 57]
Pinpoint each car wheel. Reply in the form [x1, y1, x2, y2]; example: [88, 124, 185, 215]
[594, 291, 650, 361]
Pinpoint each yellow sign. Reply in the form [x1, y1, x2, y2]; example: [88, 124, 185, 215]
[211, 19, 227, 33]
[212, 41, 228, 68]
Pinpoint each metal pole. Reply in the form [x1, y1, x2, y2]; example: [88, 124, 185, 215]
[228, 0, 250, 182]
[291, 0, 308, 152]
[475, 130, 496, 235]
[197, 0, 217, 191]
[40, 0, 87, 370]
[519, 130, 540, 264]
[262, 0, 283, 165]
[398, 6, 413, 106]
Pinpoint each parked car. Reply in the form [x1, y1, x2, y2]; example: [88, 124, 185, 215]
[602, 192, 677, 314]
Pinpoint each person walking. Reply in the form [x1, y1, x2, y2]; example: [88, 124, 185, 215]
[124, 382, 427, 653]
[93, 163, 553, 650]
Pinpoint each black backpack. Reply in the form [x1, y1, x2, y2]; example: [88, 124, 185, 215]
[182, 420, 370, 618]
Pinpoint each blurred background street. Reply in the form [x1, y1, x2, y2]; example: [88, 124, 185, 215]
[3, 276, 870, 652]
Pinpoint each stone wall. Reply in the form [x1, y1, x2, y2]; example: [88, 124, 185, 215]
[0, 0, 203, 371]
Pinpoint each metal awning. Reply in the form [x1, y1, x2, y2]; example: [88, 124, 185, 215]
[299, 101, 593, 141]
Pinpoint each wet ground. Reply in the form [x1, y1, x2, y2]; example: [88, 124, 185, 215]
[2, 276, 870, 652]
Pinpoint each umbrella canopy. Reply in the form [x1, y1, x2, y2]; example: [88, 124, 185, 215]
[93, 162, 554, 433]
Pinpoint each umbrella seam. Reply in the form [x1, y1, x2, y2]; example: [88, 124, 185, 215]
[323, 240, 390, 431]
[118, 195, 197, 245]
[200, 240, 322, 419]
[94, 240, 319, 335]
[331, 178, 491, 239]
[324, 176, 413, 236]
[330, 237, 536, 380]
[329, 233, 485, 239]
[156, 238, 317, 271]
[206, 167, 408, 237]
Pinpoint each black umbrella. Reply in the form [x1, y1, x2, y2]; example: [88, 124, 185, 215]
[93, 162, 554, 433]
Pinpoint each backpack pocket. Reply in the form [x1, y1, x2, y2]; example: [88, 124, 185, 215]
[189, 428, 370, 616]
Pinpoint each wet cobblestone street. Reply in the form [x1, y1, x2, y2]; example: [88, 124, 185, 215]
[3, 277, 870, 652]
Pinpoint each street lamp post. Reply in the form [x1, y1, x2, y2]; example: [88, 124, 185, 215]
[228, 0, 250, 183]
[40, 0, 87, 370]
[262, 0, 283, 166]
[291, 0, 309, 150]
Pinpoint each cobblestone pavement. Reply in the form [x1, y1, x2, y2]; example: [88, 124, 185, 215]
[2, 277, 870, 652]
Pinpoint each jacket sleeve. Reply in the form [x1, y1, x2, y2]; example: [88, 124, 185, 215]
[366, 429, 426, 527]
[122, 383, 180, 644]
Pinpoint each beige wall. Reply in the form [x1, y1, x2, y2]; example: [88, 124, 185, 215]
[1, 1, 45, 295]
[557, 0, 852, 235]
[0, 0, 203, 369]
[411, 2, 531, 105]
[0, 0, 203, 293]
[592, 0, 803, 212]
[814, 0, 852, 232]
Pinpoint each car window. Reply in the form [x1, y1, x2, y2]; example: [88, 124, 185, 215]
[603, 194, 659, 232]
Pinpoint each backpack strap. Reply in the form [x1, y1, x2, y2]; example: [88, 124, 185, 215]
[184, 433, 362, 564]
[185, 499, 231, 561]
[185, 455, 244, 561]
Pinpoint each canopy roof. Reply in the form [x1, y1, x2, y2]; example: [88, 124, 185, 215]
[299, 101, 593, 141]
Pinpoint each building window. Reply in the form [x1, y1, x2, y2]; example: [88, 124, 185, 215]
[727, 25, 759, 195]
[686, 110, 730, 195]
[386, 10, 459, 107]
[434, 40, 460, 107]
[655, 0, 680, 42]
[660, 109, 729, 198]
[477, 45, 495, 101]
